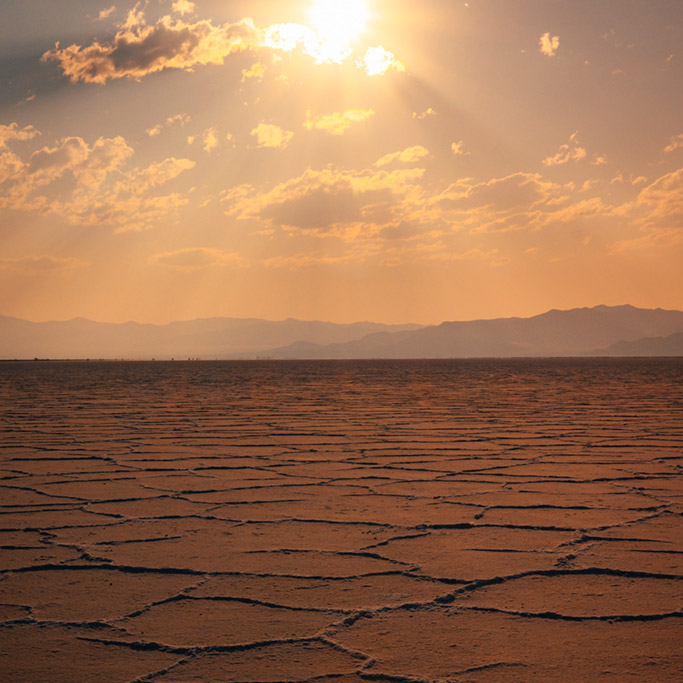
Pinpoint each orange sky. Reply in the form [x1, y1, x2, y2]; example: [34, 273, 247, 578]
[1, 0, 682, 324]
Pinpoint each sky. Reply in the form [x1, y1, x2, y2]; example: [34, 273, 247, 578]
[0, 0, 682, 325]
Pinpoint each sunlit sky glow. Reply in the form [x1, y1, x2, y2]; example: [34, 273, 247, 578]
[1, 0, 682, 324]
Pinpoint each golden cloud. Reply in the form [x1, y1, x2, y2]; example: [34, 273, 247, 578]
[223, 165, 426, 240]
[0, 124, 195, 231]
[43, 14, 259, 83]
[251, 123, 294, 149]
[304, 108, 375, 136]
[172, 0, 195, 16]
[664, 134, 683, 155]
[451, 141, 469, 157]
[539, 33, 560, 57]
[45, 7, 408, 86]
[375, 146, 430, 167]
[543, 132, 587, 166]
[0, 122, 40, 148]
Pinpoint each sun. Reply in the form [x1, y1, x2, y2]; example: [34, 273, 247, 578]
[309, 0, 370, 47]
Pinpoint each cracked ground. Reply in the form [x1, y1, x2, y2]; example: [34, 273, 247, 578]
[0, 358, 681, 682]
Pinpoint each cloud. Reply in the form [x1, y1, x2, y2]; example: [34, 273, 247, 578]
[631, 167, 683, 228]
[539, 33, 560, 57]
[304, 108, 375, 136]
[436, 173, 559, 214]
[359, 46, 406, 76]
[242, 62, 266, 82]
[0, 123, 40, 149]
[43, 14, 259, 83]
[251, 123, 294, 149]
[203, 127, 218, 153]
[664, 133, 683, 154]
[451, 140, 469, 156]
[0, 255, 89, 273]
[45, 6, 408, 85]
[543, 132, 588, 166]
[150, 247, 247, 270]
[172, 0, 195, 16]
[413, 108, 436, 120]
[98, 6, 116, 21]
[375, 146, 429, 167]
[0, 125, 195, 231]
[147, 113, 191, 137]
[224, 165, 426, 237]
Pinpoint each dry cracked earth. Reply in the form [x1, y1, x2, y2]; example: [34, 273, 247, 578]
[0, 358, 681, 682]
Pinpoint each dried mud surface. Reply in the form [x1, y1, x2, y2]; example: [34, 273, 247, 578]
[0, 358, 681, 682]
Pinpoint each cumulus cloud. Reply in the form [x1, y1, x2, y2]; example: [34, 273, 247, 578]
[539, 33, 560, 57]
[0, 124, 194, 231]
[543, 132, 588, 166]
[251, 123, 294, 149]
[304, 108, 375, 136]
[0, 122, 40, 148]
[45, 7, 407, 85]
[223, 165, 425, 237]
[150, 247, 247, 270]
[375, 146, 429, 167]
[359, 46, 406, 76]
[43, 14, 259, 83]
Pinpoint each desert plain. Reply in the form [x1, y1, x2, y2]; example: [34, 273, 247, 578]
[0, 358, 681, 681]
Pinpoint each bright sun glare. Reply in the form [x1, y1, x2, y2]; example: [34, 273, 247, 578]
[309, 0, 370, 46]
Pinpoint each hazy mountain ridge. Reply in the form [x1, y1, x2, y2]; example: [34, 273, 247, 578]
[2, 305, 683, 359]
[0, 315, 421, 359]
[260, 305, 683, 359]
[589, 332, 683, 357]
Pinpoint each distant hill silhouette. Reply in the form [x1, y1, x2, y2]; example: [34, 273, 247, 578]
[0, 316, 419, 360]
[589, 332, 683, 356]
[1, 305, 682, 359]
[261, 305, 683, 358]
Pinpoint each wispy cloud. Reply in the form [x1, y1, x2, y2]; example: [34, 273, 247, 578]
[413, 108, 436, 120]
[664, 133, 683, 154]
[451, 140, 469, 157]
[0, 255, 89, 273]
[375, 146, 429, 167]
[304, 109, 375, 136]
[150, 247, 247, 270]
[97, 6, 116, 21]
[543, 132, 587, 166]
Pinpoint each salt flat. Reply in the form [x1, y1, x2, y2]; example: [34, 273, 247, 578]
[0, 359, 681, 682]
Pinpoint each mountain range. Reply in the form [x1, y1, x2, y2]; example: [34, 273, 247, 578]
[1, 305, 682, 359]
